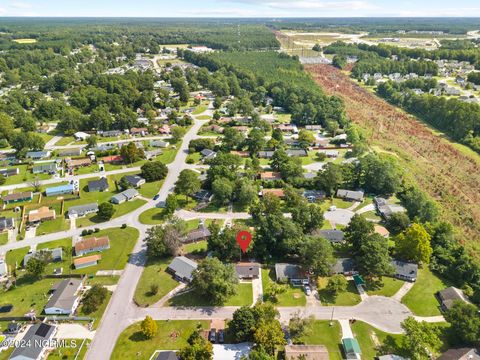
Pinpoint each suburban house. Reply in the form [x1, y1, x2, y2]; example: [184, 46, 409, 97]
[200, 149, 217, 161]
[193, 190, 213, 203]
[235, 262, 261, 280]
[2, 191, 33, 204]
[145, 149, 163, 160]
[32, 163, 58, 175]
[0, 168, 19, 177]
[374, 197, 407, 219]
[286, 149, 308, 157]
[257, 150, 275, 159]
[65, 157, 92, 169]
[303, 190, 325, 202]
[186, 226, 211, 243]
[75, 236, 110, 256]
[111, 188, 139, 204]
[74, 131, 90, 141]
[275, 263, 308, 286]
[260, 188, 285, 198]
[167, 256, 198, 282]
[58, 148, 82, 157]
[88, 178, 109, 192]
[284, 345, 329, 360]
[28, 206, 56, 224]
[318, 149, 339, 158]
[24, 248, 63, 266]
[74, 254, 101, 269]
[98, 130, 122, 137]
[336, 189, 364, 202]
[130, 127, 148, 136]
[123, 175, 146, 188]
[150, 140, 169, 148]
[153, 351, 179, 360]
[331, 258, 357, 276]
[9, 323, 56, 360]
[158, 124, 171, 134]
[0, 217, 14, 232]
[391, 260, 418, 282]
[342, 338, 362, 360]
[437, 348, 480, 360]
[260, 172, 282, 181]
[45, 184, 74, 197]
[44, 278, 83, 315]
[437, 287, 471, 311]
[318, 229, 345, 243]
[26, 150, 51, 160]
[67, 203, 99, 219]
[101, 155, 124, 164]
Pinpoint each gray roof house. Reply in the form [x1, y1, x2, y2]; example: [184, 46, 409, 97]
[67, 203, 99, 219]
[154, 351, 179, 360]
[124, 175, 146, 188]
[111, 188, 139, 204]
[318, 229, 345, 243]
[331, 258, 357, 275]
[150, 140, 169, 148]
[9, 323, 56, 360]
[236, 263, 260, 279]
[286, 149, 308, 157]
[336, 189, 364, 202]
[44, 278, 83, 315]
[167, 256, 198, 282]
[391, 260, 418, 282]
[437, 287, 471, 311]
[0, 217, 14, 232]
[185, 226, 211, 243]
[88, 178, 109, 192]
[26, 151, 50, 160]
[24, 248, 63, 267]
[200, 149, 217, 161]
[32, 163, 57, 174]
[275, 263, 308, 285]
[257, 150, 275, 159]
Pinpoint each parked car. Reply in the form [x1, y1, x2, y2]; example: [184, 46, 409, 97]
[209, 329, 217, 343]
[304, 285, 311, 296]
[217, 329, 224, 343]
[153, 194, 160, 200]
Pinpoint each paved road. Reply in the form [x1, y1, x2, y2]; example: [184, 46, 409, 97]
[175, 209, 251, 221]
[47, 135, 171, 150]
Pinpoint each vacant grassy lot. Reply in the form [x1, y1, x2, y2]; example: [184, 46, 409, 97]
[134, 257, 179, 307]
[138, 180, 163, 198]
[352, 321, 405, 359]
[317, 277, 361, 306]
[138, 207, 166, 225]
[78, 290, 112, 329]
[36, 217, 70, 236]
[45, 339, 89, 360]
[76, 199, 146, 227]
[0, 232, 8, 245]
[365, 277, 405, 297]
[167, 283, 253, 307]
[299, 320, 343, 360]
[261, 268, 306, 306]
[111, 320, 209, 360]
[401, 268, 447, 316]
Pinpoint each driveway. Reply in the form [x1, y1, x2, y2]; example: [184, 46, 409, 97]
[324, 208, 355, 227]
[55, 324, 96, 339]
[213, 343, 252, 360]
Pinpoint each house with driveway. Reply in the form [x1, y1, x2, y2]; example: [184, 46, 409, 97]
[44, 278, 83, 315]
[167, 256, 198, 283]
[391, 260, 418, 282]
[111, 188, 139, 204]
[67, 203, 99, 219]
[75, 235, 110, 256]
[2, 191, 33, 204]
[437, 287, 471, 312]
[275, 263, 308, 286]
[88, 178, 109, 192]
[235, 263, 260, 280]
[9, 323, 56, 360]
[336, 189, 364, 202]
[74, 254, 101, 269]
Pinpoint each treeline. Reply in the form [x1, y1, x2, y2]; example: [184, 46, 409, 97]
[377, 81, 480, 153]
[468, 72, 480, 85]
[352, 57, 439, 78]
[181, 50, 346, 128]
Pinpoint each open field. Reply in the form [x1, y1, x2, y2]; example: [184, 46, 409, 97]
[306, 64, 480, 259]
[12, 38, 37, 44]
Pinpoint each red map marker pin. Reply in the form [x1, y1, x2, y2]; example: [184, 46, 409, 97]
[236, 230, 252, 253]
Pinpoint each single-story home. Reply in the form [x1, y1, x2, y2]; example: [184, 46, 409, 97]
[75, 236, 110, 256]
[236, 263, 260, 280]
[130, 127, 148, 136]
[111, 188, 139, 204]
[275, 263, 308, 286]
[200, 149, 217, 161]
[65, 157, 92, 169]
[154, 351, 179, 360]
[150, 140, 169, 148]
[74, 131, 90, 141]
[437, 348, 480, 360]
[286, 149, 308, 157]
[193, 190, 213, 203]
[257, 151, 275, 159]
[0, 167, 19, 177]
[158, 124, 171, 134]
[0, 217, 14, 232]
[374, 225, 390, 238]
[391, 260, 418, 282]
[45, 184, 74, 197]
[303, 190, 325, 202]
[186, 226, 211, 243]
[101, 155, 124, 164]
[26, 151, 51, 160]
[437, 287, 471, 311]
[318, 229, 345, 243]
[318, 149, 339, 158]
[58, 148, 82, 157]
[374, 197, 407, 219]
[67, 203, 99, 219]
[123, 175, 146, 188]
[260, 172, 282, 181]
[98, 130, 122, 137]
[2, 191, 33, 204]
[284, 345, 329, 360]
[9, 323, 56, 360]
[260, 188, 285, 198]
[28, 206, 56, 224]
[32, 163, 58, 174]
[336, 189, 364, 202]
[24, 248, 63, 266]
[331, 258, 357, 276]
[74, 254, 101, 269]
[145, 149, 163, 160]
[88, 178, 109, 192]
[44, 278, 83, 315]
[342, 338, 362, 360]
[167, 256, 198, 282]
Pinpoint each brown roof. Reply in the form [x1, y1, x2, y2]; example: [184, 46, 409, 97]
[101, 155, 123, 163]
[374, 225, 390, 237]
[3, 191, 33, 202]
[230, 151, 250, 157]
[131, 127, 148, 133]
[260, 172, 282, 180]
[262, 189, 285, 197]
[28, 206, 56, 222]
[73, 254, 101, 267]
[67, 157, 92, 167]
[75, 236, 110, 254]
[285, 345, 329, 360]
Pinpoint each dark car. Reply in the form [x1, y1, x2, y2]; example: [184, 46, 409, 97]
[217, 329, 225, 343]
[153, 194, 160, 200]
[209, 329, 217, 343]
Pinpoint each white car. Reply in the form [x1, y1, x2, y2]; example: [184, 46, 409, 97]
[304, 286, 312, 296]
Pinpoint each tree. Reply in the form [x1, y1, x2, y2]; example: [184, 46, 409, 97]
[118, 176, 132, 191]
[178, 330, 213, 360]
[120, 142, 144, 164]
[332, 55, 347, 69]
[325, 274, 348, 296]
[401, 317, 442, 360]
[396, 223, 432, 264]
[244, 348, 275, 360]
[344, 214, 374, 255]
[291, 202, 324, 233]
[82, 285, 108, 314]
[140, 316, 158, 339]
[235, 179, 257, 208]
[229, 306, 257, 342]
[172, 126, 186, 143]
[301, 236, 336, 276]
[0, 112, 14, 141]
[191, 257, 238, 305]
[98, 202, 115, 221]
[444, 301, 480, 346]
[222, 127, 245, 151]
[253, 320, 286, 355]
[297, 129, 315, 148]
[0, 174, 5, 186]
[315, 163, 343, 196]
[25, 257, 47, 278]
[140, 161, 168, 182]
[212, 177, 234, 205]
[246, 128, 265, 155]
[175, 169, 201, 202]
[207, 224, 244, 261]
[264, 282, 287, 303]
[357, 234, 394, 279]
[86, 135, 97, 148]
[289, 313, 315, 343]
[386, 212, 410, 234]
[165, 193, 178, 216]
[146, 219, 186, 258]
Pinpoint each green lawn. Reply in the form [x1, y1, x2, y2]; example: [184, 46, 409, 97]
[78, 290, 112, 329]
[320, 197, 353, 211]
[261, 268, 306, 306]
[134, 257, 179, 307]
[154, 148, 178, 164]
[111, 320, 209, 360]
[299, 320, 343, 360]
[76, 199, 146, 227]
[46, 339, 90, 360]
[0, 232, 8, 245]
[352, 321, 405, 359]
[168, 283, 253, 307]
[37, 237, 73, 275]
[2, 164, 52, 186]
[71, 227, 139, 275]
[36, 218, 70, 236]
[192, 104, 208, 115]
[365, 277, 405, 297]
[85, 275, 120, 286]
[182, 240, 208, 255]
[138, 207, 166, 225]
[138, 180, 163, 198]
[186, 152, 202, 164]
[402, 268, 447, 316]
[317, 277, 361, 306]
[5, 246, 30, 268]
[65, 177, 115, 209]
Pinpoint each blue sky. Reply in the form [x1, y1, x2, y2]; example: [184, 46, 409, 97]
[1, 0, 480, 17]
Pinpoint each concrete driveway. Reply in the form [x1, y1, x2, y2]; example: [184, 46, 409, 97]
[324, 208, 355, 226]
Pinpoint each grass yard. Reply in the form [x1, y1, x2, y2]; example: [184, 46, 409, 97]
[134, 257, 179, 307]
[196, 115, 212, 120]
[2, 164, 51, 186]
[75, 199, 146, 227]
[5, 246, 30, 268]
[36, 218, 70, 236]
[138, 207, 166, 225]
[154, 148, 178, 164]
[299, 320, 343, 360]
[138, 180, 163, 198]
[365, 277, 405, 297]
[85, 275, 120, 286]
[0, 232, 8, 245]
[78, 290, 112, 329]
[46, 339, 90, 360]
[167, 283, 253, 307]
[192, 104, 208, 115]
[182, 240, 208, 255]
[401, 268, 447, 316]
[71, 227, 139, 275]
[352, 321, 405, 359]
[111, 320, 209, 360]
[317, 277, 361, 306]
[261, 268, 306, 306]
[186, 152, 202, 164]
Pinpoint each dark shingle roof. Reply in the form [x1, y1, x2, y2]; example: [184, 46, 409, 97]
[10, 323, 55, 360]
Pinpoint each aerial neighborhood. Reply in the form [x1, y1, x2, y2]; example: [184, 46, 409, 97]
[0, 14, 479, 360]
